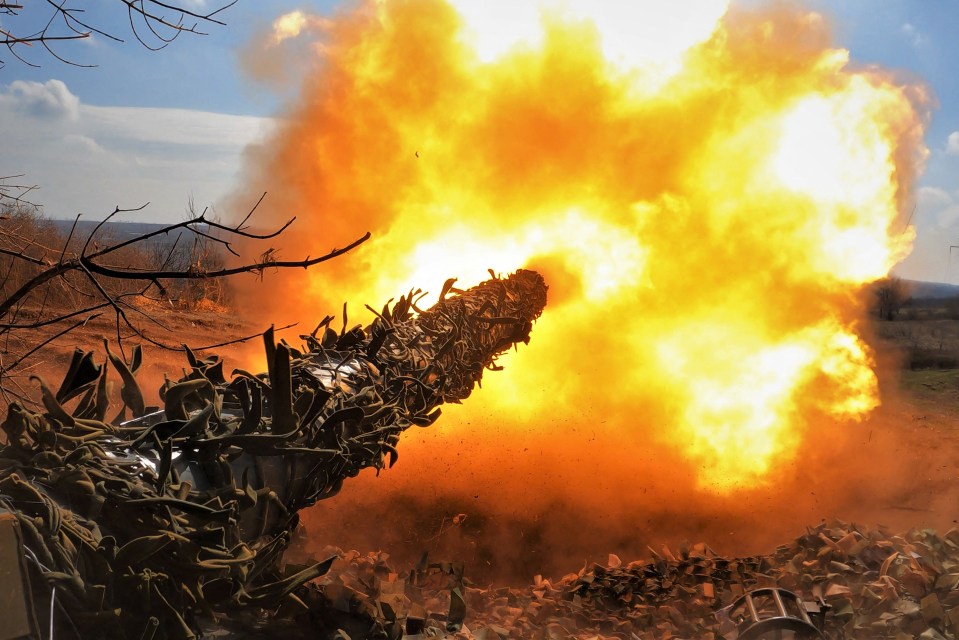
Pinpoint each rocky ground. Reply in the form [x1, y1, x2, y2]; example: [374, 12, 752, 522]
[304, 520, 959, 639]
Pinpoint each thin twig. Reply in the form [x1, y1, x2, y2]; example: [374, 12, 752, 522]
[193, 323, 299, 351]
[1, 313, 101, 374]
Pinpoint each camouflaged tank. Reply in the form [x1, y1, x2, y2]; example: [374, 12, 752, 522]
[0, 269, 547, 640]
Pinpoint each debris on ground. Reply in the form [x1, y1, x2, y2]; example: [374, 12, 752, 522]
[313, 521, 959, 640]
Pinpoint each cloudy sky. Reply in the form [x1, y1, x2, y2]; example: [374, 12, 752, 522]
[3, 1, 959, 282]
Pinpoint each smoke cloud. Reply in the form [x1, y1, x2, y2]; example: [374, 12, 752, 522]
[226, 0, 933, 581]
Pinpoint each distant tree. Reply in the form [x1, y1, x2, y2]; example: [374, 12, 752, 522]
[945, 296, 959, 321]
[875, 276, 909, 321]
[147, 203, 232, 310]
[0, 0, 236, 68]
[0, 174, 38, 210]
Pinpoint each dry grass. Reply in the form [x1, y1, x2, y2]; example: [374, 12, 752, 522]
[874, 317, 959, 370]
[0, 204, 230, 315]
[0, 204, 244, 406]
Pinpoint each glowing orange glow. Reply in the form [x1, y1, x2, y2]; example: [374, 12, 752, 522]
[269, 10, 332, 45]
[272, 11, 309, 43]
[446, 0, 729, 89]
[232, 0, 928, 493]
[654, 319, 878, 492]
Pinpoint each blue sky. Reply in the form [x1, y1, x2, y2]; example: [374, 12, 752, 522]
[3, 1, 959, 281]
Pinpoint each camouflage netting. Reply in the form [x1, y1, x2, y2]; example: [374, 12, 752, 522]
[0, 269, 547, 640]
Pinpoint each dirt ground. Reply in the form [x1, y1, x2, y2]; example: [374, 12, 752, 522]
[3, 300, 266, 404]
[871, 314, 959, 523]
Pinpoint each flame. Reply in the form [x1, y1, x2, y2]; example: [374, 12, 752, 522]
[272, 11, 309, 43]
[233, 0, 928, 493]
[269, 10, 333, 45]
[445, 0, 728, 88]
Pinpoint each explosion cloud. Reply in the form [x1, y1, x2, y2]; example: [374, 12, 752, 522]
[230, 0, 931, 574]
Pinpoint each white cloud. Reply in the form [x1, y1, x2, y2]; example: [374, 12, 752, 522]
[901, 22, 927, 47]
[82, 105, 270, 148]
[936, 204, 959, 230]
[897, 184, 959, 283]
[911, 186, 959, 231]
[0, 79, 274, 222]
[947, 131, 959, 156]
[3, 79, 80, 121]
[62, 134, 105, 154]
[918, 186, 953, 210]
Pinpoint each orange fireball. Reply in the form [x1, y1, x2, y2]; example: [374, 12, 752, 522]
[232, 0, 928, 493]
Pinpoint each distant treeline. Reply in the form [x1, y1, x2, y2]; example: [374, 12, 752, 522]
[873, 276, 959, 322]
[1, 204, 230, 315]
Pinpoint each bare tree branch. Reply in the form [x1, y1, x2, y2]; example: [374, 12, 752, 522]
[0, 195, 371, 396]
[0, 0, 237, 67]
[0, 176, 40, 208]
[82, 232, 371, 282]
[2, 313, 102, 374]
[193, 322, 298, 351]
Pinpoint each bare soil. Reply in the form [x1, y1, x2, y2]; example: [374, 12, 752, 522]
[3, 301, 266, 406]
